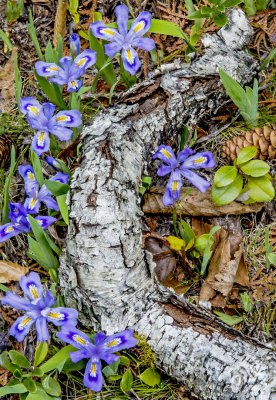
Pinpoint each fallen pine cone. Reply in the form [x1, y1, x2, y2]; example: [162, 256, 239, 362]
[221, 125, 276, 162]
[0, 135, 17, 167]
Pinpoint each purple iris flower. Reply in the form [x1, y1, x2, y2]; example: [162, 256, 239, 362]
[153, 145, 216, 206]
[0, 203, 56, 243]
[1, 272, 78, 342]
[57, 325, 137, 392]
[69, 33, 81, 58]
[20, 97, 82, 155]
[35, 48, 96, 92]
[18, 165, 69, 214]
[90, 4, 155, 75]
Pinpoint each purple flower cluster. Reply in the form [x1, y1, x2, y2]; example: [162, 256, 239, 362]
[90, 4, 155, 75]
[20, 97, 82, 156]
[0, 203, 56, 243]
[153, 145, 216, 206]
[1, 272, 137, 392]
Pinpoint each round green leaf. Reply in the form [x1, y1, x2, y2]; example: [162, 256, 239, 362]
[42, 376, 61, 397]
[120, 369, 133, 392]
[212, 174, 243, 205]
[140, 368, 161, 387]
[240, 160, 270, 177]
[214, 13, 227, 26]
[9, 351, 30, 369]
[247, 175, 275, 202]
[237, 146, 257, 165]
[214, 166, 237, 187]
[195, 234, 213, 252]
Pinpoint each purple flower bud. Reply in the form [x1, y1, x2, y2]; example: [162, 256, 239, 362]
[69, 33, 81, 57]
[46, 156, 63, 172]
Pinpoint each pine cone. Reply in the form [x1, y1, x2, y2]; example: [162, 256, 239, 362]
[221, 126, 276, 162]
[0, 135, 17, 167]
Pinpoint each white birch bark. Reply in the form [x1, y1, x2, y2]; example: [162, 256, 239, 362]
[59, 10, 276, 399]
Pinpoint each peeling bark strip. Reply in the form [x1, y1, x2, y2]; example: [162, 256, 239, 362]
[59, 10, 276, 400]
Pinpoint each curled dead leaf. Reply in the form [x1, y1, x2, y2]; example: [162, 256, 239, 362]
[0, 260, 28, 283]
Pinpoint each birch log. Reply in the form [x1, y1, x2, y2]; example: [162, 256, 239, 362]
[59, 9, 276, 400]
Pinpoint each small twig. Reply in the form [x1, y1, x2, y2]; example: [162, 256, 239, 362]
[129, 389, 142, 400]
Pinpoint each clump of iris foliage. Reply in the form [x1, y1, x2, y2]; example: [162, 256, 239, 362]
[0, 1, 275, 399]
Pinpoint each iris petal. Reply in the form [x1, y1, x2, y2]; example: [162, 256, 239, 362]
[83, 358, 103, 392]
[1, 292, 32, 311]
[45, 307, 78, 326]
[24, 197, 41, 214]
[57, 325, 94, 352]
[34, 216, 57, 230]
[20, 97, 42, 117]
[180, 169, 210, 193]
[35, 61, 61, 77]
[181, 152, 216, 169]
[115, 4, 129, 36]
[10, 314, 34, 342]
[152, 145, 178, 167]
[103, 330, 137, 353]
[73, 49, 97, 70]
[51, 110, 82, 128]
[131, 37, 155, 51]
[0, 223, 25, 243]
[90, 21, 119, 41]
[104, 41, 122, 58]
[18, 165, 39, 196]
[128, 11, 152, 38]
[20, 272, 43, 301]
[31, 131, 50, 156]
[36, 317, 50, 342]
[121, 47, 141, 75]
[67, 79, 83, 92]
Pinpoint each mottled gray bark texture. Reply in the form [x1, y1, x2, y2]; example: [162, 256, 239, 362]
[59, 9, 276, 400]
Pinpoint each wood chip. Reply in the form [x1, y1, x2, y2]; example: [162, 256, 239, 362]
[0, 48, 17, 113]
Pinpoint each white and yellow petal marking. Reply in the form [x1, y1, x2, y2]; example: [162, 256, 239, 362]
[56, 115, 71, 122]
[101, 28, 115, 37]
[73, 334, 87, 346]
[70, 80, 78, 88]
[5, 226, 14, 233]
[27, 171, 35, 180]
[29, 284, 38, 299]
[18, 317, 32, 330]
[36, 219, 43, 226]
[173, 181, 179, 193]
[76, 58, 86, 67]
[160, 149, 172, 159]
[48, 312, 65, 321]
[106, 338, 121, 348]
[38, 131, 46, 147]
[133, 21, 145, 33]
[126, 49, 134, 64]
[193, 156, 207, 164]
[28, 106, 39, 115]
[90, 363, 97, 377]
[29, 198, 38, 210]
[48, 66, 59, 72]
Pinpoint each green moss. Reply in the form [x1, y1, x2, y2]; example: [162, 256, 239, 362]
[134, 333, 156, 368]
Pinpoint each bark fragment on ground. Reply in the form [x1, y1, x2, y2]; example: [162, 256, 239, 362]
[143, 186, 264, 216]
[59, 10, 276, 400]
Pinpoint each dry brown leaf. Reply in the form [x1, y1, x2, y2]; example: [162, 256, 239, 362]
[0, 260, 28, 283]
[143, 187, 264, 216]
[234, 256, 249, 286]
[199, 228, 244, 302]
[144, 237, 176, 282]
[0, 47, 17, 113]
